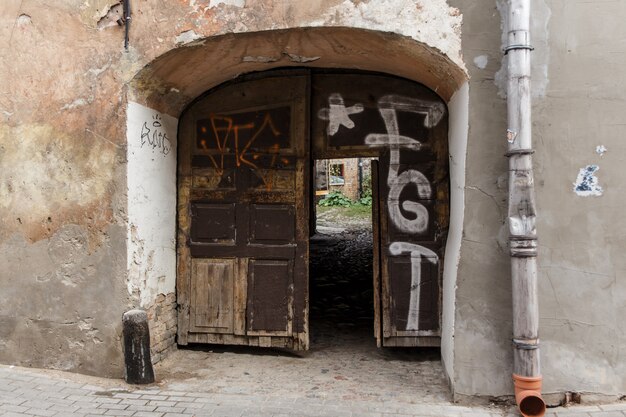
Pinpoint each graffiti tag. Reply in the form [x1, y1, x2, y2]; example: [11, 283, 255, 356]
[199, 112, 288, 191]
[140, 114, 172, 156]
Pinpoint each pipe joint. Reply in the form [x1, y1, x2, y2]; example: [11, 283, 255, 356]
[504, 44, 535, 55]
[513, 338, 540, 350]
[513, 374, 546, 417]
[510, 236, 538, 257]
[505, 148, 535, 157]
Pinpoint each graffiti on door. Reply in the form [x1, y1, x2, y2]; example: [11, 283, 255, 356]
[317, 93, 364, 135]
[319, 93, 445, 330]
[196, 107, 292, 191]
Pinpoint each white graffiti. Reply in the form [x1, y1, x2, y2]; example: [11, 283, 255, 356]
[366, 94, 445, 331]
[318, 93, 364, 136]
[366, 95, 444, 234]
[389, 242, 438, 331]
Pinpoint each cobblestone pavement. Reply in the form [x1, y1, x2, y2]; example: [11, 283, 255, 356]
[1, 364, 625, 417]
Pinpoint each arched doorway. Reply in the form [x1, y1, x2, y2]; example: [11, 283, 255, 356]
[176, 69, 449, 349]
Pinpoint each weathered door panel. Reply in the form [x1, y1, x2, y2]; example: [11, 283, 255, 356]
[387, 254, 439, 333]
[311, 73, 449, 347]
[189, 258, 235, 334]
[178, 73, 309, 349]
[246, 259, 293, 335]
[372, 160, 383, 347]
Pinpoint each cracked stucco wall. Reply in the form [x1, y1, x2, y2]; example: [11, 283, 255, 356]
[0, 1, 133, 377]
[450, 0, 625, 399]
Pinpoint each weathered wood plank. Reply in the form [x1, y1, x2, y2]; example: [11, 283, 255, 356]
[176, 109, 195, 345]
[189, 259, 235, 334]
[372, 160, 382, 347]
[233, 258, 247, 336]
[382, 336, 440, 347]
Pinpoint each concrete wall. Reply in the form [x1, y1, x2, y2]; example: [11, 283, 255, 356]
[450, 0, 625, 399]
[0, 0, 623, 399]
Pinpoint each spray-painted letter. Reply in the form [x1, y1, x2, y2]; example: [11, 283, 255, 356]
[318, 93, 364, 136]
[389, 242, 438, 331]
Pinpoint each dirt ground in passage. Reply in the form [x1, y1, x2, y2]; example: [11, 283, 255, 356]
[156, 207, 451, 405]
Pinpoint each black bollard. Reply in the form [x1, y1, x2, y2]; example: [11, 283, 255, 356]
[122, 309, 155, 384]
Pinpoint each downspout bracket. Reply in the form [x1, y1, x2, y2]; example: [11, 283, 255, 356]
[505, 148, 535, 157]
[504, 44, 535, 55]
[513, 338, 540, 350]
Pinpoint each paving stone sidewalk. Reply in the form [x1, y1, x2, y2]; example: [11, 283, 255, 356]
[1, 365, 625, 417]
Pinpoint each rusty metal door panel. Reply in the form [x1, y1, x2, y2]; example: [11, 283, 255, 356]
[311, 73, 449, 347]
[178, 72, 309, 349]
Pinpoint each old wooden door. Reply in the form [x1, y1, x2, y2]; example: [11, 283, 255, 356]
[177, 73, 309, 349]
[311, 73, 449, 347]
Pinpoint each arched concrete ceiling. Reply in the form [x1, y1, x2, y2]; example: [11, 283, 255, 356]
[130, 27, 467, 116]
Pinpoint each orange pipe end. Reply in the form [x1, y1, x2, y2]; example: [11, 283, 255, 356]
[512, 374, 546, 417]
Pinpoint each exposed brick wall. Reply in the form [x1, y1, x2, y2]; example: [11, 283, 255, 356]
[146, 293, 177, 364]
[328, 158, 361, 200]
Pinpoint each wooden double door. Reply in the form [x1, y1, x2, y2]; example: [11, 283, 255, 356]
[177, 71, 449, 349]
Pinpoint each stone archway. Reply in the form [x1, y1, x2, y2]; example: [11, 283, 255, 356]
[125, 26, 468, 379]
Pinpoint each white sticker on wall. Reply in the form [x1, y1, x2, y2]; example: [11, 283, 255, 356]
[573, 165, 603, 197]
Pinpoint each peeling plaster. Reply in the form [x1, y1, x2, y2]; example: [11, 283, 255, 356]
[60, 98, 89, 111]
[305, 0, 465, 70]
[242, 55, 279, 63]
[175, 29, 202, 45]
[96, 3, 123, 30]
[209, 0, 245, 7]
[283, 52, 321, 63]
[473, 55, 488, 69]
[80, 0, 123, 28]
[126, 102, 178, 307]
[1, 110, 13, 122]
[574, 165, 603, 197]
[86, 61, 112, 78]
[16, 14, 32, 27]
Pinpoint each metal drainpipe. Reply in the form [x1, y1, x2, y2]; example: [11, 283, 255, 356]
[123, 0, 131, 50]
[505, 0, 546, 416]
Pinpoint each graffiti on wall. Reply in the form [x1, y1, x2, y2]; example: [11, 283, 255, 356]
[319, 93, 445, 331]
[140, 114, 172, 156]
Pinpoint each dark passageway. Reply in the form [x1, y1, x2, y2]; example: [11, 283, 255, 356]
[309, 205, 375, 344]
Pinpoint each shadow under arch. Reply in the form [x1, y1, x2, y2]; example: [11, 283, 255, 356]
[125, 26, 469, 389]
